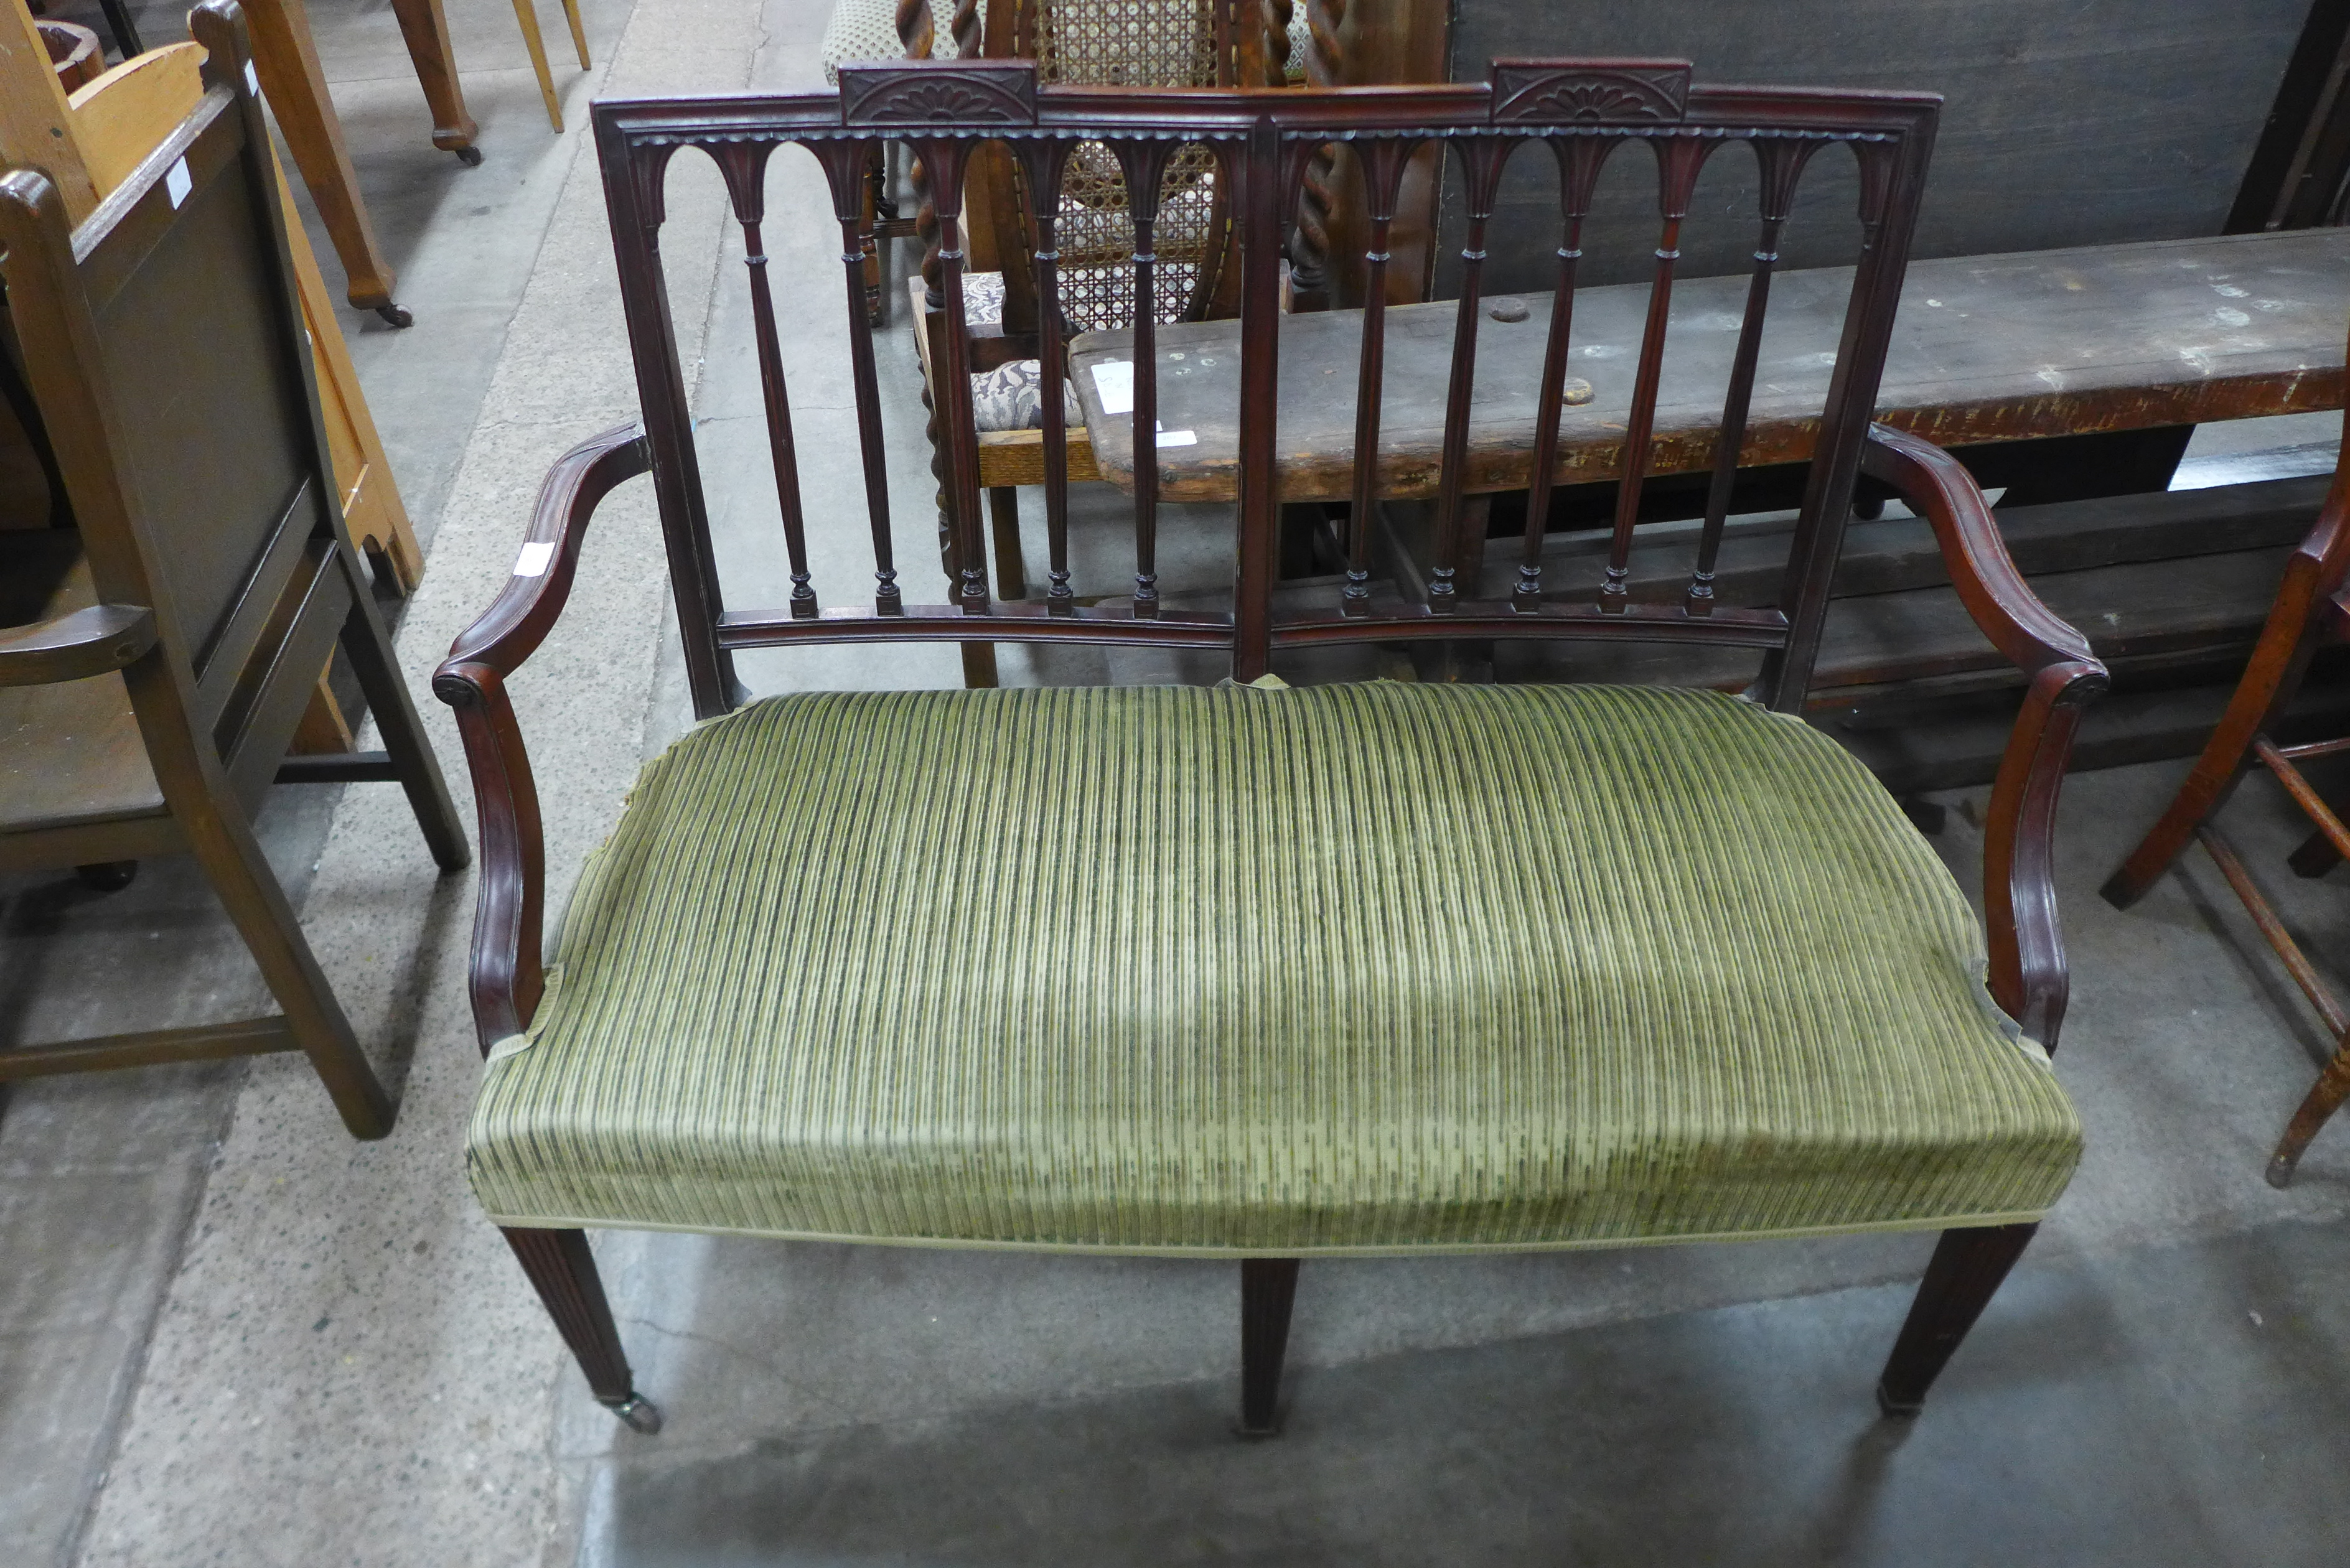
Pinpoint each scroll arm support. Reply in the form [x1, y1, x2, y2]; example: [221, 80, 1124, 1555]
[1860, 423, 2109, 1049]
[431, 425, 650, 1048]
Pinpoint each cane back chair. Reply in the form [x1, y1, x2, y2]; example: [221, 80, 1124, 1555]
[898, 0, 1296, 688]
[0, 4, 468, 1136]
[436, 58, 2106, 1436]
[2102, 381, 2350, 1188]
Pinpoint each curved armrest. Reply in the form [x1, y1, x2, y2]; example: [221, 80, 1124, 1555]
[1860, 423, 2109, 1049]
[1861, 424, 2099, 678]
[0, 604, 157, 688]
[431, 424, 650, 1050]
[439, 425, 649, 680]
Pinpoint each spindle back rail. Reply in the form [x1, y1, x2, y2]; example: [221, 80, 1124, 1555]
[592, 59, 1935, 720]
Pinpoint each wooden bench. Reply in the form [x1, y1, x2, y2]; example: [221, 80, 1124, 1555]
[1064, 227, 2350, 787]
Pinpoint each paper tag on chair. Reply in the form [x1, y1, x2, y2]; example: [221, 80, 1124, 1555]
[1090, 360, 1134, 415]
[164, 159, 192, 210]
[245, 61, 261, 99]
[513, 541, 556, 577]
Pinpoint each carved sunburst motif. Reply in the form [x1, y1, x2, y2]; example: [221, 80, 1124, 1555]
[1490, 63, 1692, 126]
[839, 63, 1039, 126]
[1535, 82, 1665, 120]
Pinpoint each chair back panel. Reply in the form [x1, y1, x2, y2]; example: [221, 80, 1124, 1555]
[1, 12, 340, 736]
[986, 0, 1280, 329]
[85, 103, 318, 674]
[595, 58, 1937, 718]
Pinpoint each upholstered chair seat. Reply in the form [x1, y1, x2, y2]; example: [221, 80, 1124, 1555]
[469, 681, 2080, 1252]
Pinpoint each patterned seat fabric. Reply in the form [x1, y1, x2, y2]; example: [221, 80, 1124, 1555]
[957, 274, 1080, 431]
[819, 0, 955, 85]
[471, 681, 2081, 1254]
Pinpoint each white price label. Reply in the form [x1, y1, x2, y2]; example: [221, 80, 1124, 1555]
[513, 541, 556, 577]
[1089, 360, 1134, 415]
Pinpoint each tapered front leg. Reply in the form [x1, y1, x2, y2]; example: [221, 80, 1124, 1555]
[1237, 1258, 1301, 1437]
[503, 1227, 662, 1432]
[1876, 1223, 2036, 1416]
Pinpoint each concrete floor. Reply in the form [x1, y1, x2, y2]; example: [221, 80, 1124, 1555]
[6, 2, 2350, 1563]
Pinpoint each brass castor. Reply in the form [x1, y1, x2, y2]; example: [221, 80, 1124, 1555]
[603, 1394, 662, 1434]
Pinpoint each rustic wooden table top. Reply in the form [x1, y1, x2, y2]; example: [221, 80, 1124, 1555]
[1065, 228, 2350, 503]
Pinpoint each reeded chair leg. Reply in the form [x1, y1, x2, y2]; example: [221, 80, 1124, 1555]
[1236, 1257, 1300, 1437]
[1876, 1222, 2036, 1416]
[503, 1227, 662, 1433]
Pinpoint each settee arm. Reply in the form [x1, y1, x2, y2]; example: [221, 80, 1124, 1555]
[0, 603, 157, 687]
[431, 425, 650, 1050]
[1859, 423, 2109, 1050]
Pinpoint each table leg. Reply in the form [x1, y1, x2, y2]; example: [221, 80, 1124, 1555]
[561, 0, 591, 69]
[386, 0, 480, 163]
[509, 0, 564, 133]
[241, 0, 406, 324]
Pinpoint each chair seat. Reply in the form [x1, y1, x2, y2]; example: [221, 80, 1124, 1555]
[470, 681, 2081, 1254]
[0, 533, 164, 838]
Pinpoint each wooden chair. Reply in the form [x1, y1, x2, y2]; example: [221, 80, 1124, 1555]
[0, 2, 468, 1136]
[434, 58, 2105, 1437]
[2, 22, 426, 754]
[2102, 382, 2350, 1188]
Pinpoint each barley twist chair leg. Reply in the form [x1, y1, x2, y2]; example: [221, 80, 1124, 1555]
[503, 1226, 662, 1434]
[1876, 1222, 2036, 1416]
[1235, 1258, 1301, 1438]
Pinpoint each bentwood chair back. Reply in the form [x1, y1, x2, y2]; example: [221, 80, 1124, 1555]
[0, 2, 467, 1136]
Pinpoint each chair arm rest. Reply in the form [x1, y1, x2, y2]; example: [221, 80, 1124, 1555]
[1860, 424, 2108, 1050]
[1860, 424, 2103, 680]
[430, 424, 648, 1051]
[0, 604, 157, 688]
[437, 424, 650, 682]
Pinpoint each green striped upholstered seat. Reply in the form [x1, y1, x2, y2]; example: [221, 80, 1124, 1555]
[470, 681, 2081, 1253]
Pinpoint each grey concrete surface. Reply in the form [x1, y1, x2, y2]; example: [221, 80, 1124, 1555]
[0, 1, 656, 1562]
[6, 0, 2350, 1562]
[579, 1215, 2350, 1568]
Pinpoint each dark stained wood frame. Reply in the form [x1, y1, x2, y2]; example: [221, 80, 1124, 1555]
[0, 3, 468, 1136]
[434, 57, 2109, 1434]
[2102, 385, 2350, 1189]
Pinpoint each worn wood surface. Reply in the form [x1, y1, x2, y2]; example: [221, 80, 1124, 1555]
[1070, 228, 2350, 504]
[386, 0, 479, 154]
[66, 44, 207, 196]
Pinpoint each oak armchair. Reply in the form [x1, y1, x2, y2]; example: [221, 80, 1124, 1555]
[1, 5, 467, 1134]
[439, 59, 2104, 1437]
